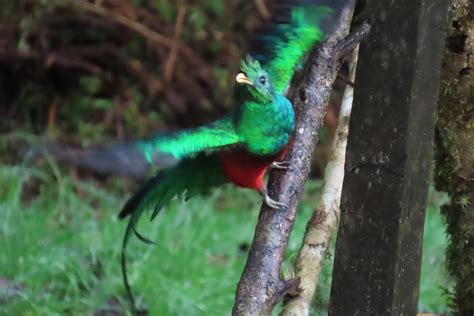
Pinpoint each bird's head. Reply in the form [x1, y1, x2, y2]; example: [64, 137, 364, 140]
[236, 56, 274, 102]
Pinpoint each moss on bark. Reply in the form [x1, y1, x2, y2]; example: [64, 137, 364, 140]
[434, 1, 474, 314]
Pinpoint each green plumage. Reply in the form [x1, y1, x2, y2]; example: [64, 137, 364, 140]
[119, 154, 227, 313]
[137, 116, 240, 162]
[120, 154, 226, 247]
[119, 1, 348, 313]
[120, 63, 295, 250]
[136, 91, 294, 164]
[120, 62, 295, 315]
[234, 95, 294, 155]
[265, 6, 332, 93]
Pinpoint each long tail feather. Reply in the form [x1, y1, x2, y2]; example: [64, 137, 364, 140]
[119, 154, 227, 314]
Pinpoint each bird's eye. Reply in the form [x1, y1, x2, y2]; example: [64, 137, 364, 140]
[259, 76, 266, 85]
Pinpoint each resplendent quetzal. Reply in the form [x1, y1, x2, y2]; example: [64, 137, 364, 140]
[119, 0, 347, 312]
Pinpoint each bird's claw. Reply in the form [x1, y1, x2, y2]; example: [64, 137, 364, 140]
[265, 195, 287, 209]
[260, 189, 286, 209]
[271, 161, 290, 171]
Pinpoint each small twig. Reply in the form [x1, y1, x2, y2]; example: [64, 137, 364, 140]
[126, 57, 162, 95]
[335, 21, 371, 60]
[46, 53, 106, 76]
[56, 44, 163, 95]
[164, 2, 187, 83]
[277, 278, 302, 302]
[67, 0, 214, 81]
[254, 0, 271, 20]
[337, 72, 354, 87]
[0, 50, 112, 80]
[47, 97, 61, 135]
[280, 45, 360, 316]
[69, 0, 173, 47]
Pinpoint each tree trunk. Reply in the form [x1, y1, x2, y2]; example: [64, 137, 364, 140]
[329, 0, 449, 314]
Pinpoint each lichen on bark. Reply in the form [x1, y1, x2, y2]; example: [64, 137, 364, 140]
[434, 0, 473, 314]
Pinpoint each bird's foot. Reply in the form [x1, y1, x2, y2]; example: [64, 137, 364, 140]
[271, 161, 290, 171]
[259, 189, 286, 209]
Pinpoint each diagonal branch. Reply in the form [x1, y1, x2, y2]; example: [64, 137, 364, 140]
[280, 44, 361, 316]
[66, 0, 214, 81]
[164, 1, 187, 83]
[254, 0, 271, 20]
[232, 3, 357, 316]
[68, 0, 173, 47]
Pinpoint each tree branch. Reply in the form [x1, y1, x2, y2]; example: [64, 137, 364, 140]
[232, 3, 356, 316]
[67, 0, 215, 82]
[68, 0, 173, 46]
[280, 45, 360, 316]
[254, 0, 271, 20]
[164, 1, 187, 83]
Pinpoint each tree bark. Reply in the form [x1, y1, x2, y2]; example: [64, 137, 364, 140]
[434, 0, 474, 314]
[232, 3, 356, 315]
[280, 44, 360, 316]
[329, 0, 449, 315]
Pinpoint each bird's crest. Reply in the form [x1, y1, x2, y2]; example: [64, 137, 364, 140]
[237, 55, 274, 102]
[240, 55, 265, 78]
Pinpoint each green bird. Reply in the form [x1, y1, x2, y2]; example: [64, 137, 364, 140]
[118, 0, 348, 313]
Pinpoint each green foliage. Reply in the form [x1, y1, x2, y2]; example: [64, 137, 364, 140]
[0, 1, 23, 25]
[202, 0, 225, 16]
[79, 77, 103, 95]
[152, 0, 176, 22]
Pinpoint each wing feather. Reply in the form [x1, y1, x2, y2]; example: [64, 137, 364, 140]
[250, 0, 351, 92]
[137, 115, 241, 163]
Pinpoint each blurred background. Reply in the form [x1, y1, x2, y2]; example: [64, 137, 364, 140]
[0, 1, 450, 315]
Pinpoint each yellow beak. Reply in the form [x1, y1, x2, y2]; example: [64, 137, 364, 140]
[236, 73, 253, 85]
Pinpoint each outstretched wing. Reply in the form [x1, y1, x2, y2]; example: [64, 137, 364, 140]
[251, 0, 349, 93]
[36, 141, 177, 179]
[41, 115, 240, 178]
[136, 114, 241, 164]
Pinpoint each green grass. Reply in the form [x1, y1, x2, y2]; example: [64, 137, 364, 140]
[0, 163, 450, 315]
[418, 190, 451, 313]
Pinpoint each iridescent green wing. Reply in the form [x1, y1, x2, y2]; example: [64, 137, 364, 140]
[137, 115, 241, 163]
[251, 0, 349, 93]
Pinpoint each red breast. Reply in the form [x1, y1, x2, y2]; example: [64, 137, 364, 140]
[218, 144, 289, 191]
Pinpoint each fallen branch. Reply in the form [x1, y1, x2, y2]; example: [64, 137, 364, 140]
[232, 4, 358, 316]
[280, 45, 360, 316]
